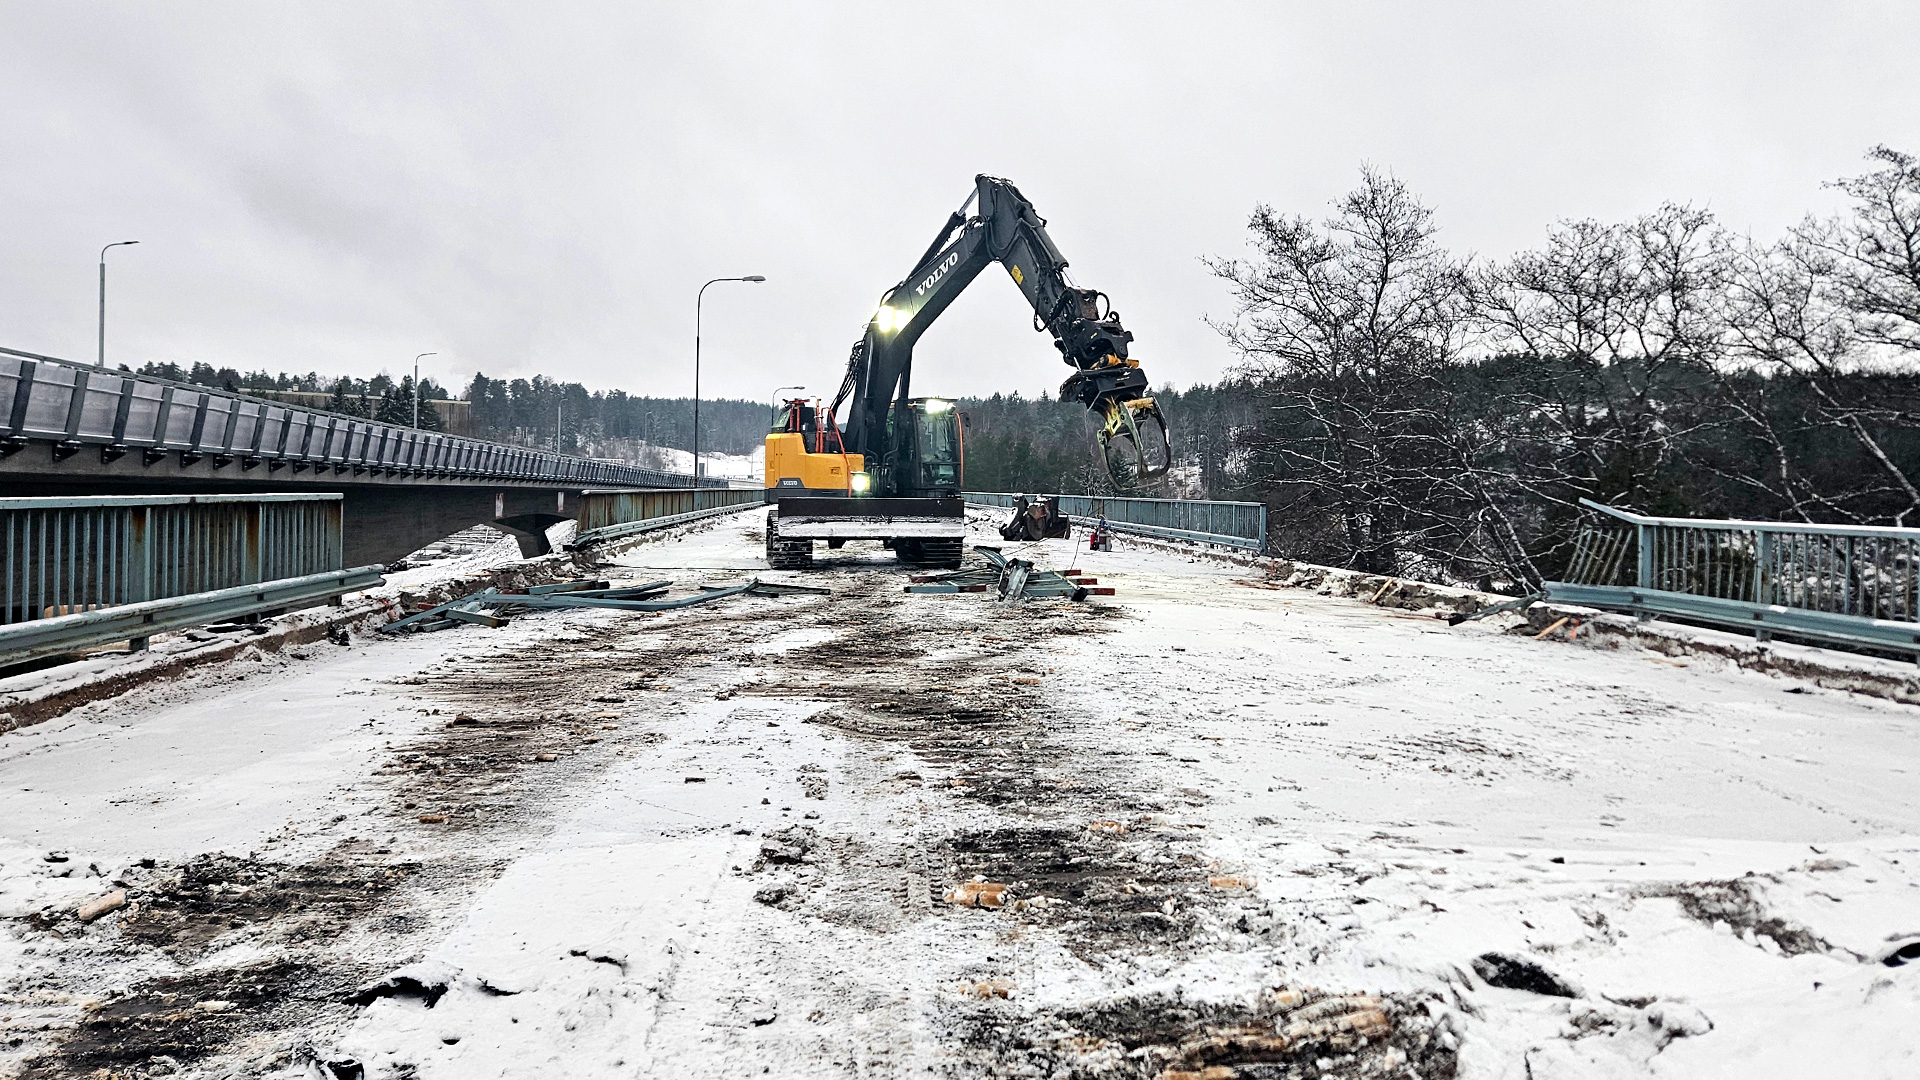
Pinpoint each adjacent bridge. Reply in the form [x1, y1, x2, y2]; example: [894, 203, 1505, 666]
[2, 347, 726, 564]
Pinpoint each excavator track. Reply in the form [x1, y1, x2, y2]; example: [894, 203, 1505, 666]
[765, 511, 814, 570]
[892, 537, 964, 570]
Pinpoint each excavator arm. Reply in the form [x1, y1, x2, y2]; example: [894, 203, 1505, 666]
[830, 175, 1171, 492]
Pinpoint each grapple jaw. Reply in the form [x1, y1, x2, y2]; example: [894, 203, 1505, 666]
[1096, 395, 1172, 490]
[1060, 361, 1173, 492]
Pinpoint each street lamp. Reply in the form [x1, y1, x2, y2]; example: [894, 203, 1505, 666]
[694, 275, 766, 485]
[412, 352, 437, 429]
[770, 385, 805, 426]
[98, 240, 139, 367]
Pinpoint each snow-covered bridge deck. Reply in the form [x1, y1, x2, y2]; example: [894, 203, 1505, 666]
[2, 508, 1916, 1078]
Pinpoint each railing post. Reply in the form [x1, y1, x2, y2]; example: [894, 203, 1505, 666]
[129, 504, 151, 652]
[1635, 522, 1652, 621]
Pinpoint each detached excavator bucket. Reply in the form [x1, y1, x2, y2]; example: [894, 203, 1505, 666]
[998, 496, 1071, 541]
[1097, 397, 1172, 490]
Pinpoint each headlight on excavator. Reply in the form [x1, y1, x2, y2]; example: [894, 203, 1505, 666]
[922, 398, 951, 413]
[874, 305, 908, 333]
[850, 471, 872, 493]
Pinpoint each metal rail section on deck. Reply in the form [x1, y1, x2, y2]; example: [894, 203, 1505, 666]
[1, 346, 720, 488]
[1, 492, 382, 663]
[1548, 498, 1920, 659]
[568, 487, 766, 548]
[963, 491, 1267, 551]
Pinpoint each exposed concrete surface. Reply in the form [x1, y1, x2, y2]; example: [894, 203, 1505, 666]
[1, 509, 1916, 1079]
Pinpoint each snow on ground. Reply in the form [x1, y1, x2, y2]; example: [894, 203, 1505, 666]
[2, 508, 1918, 1078]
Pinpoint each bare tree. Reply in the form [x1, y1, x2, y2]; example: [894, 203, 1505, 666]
[1206, 167, 1494, 576]
[1717, 147, 1920, 524]
[1476, 205, 1731, 509]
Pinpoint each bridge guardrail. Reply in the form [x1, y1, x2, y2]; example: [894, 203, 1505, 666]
[569, 487, 765, 548]
[0, 565, 385, 666]
[1549, 498, 1920, 659]
[963, 491, 1267, 551]
[3, 493, 348, 632]
[0, 346, 723, 488]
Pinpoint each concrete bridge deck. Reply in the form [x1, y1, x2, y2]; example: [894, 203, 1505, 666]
[1, 508, 1914, 1076]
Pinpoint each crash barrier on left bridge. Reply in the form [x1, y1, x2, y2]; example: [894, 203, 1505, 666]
[1546, 498, 1920, 660]
[568, 487, 766, 549]
[963, 492, 1267, 552]
[0, 492, 383, 665]
[1, 346, 721, 488]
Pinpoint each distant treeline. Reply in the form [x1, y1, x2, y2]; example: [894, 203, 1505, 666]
[136, 361, 453, 430]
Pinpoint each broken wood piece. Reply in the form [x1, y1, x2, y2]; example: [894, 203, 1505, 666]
[1370, 578, 1399, 604]
[944, 881, 1011, 908]
[1012, 676, 1041, 685]
[416, 814, 448, 824]
[954, 979, 1012, 999]
[1532, 616, 1571, 640]
[444, 606, 507, 628]
[1207, 875, 1251, 889]
[533, 753, 558, 762]
[77, 889, 127, 922]
[1087, 820, 1129, 835]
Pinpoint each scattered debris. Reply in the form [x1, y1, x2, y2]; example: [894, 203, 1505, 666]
[77, 889, 129, 922]
[1532, 616, 1574, 641]
[955, 979, 1014, 1000]
[905, 546, 1108, 601]
[945, 880, 1012, 908]
[758, 826, 817, 866]
[346, 964, 453, 1009]
[381, 577, 830, 634]
[753, 883, 797, 907]
[1471, 951, 1578, 997]
[1447, 592, 1542, 625]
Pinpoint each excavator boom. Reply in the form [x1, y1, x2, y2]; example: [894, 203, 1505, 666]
[832, 175, 1171, 494]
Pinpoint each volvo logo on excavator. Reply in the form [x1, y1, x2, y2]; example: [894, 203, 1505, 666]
[915, 251, 961, 297]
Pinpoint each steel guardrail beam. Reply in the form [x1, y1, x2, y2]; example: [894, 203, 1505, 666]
[0, 345, 720, 489]
[0, 565, 385, 666]
[963, 492, 1266, 551]
[568, 499, 763, 549]
[1578, 497, 1920, 542]
[1543, 580, 1920, 658]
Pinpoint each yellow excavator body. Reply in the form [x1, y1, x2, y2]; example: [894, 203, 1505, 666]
[764, 432, 863, 496]
[764, 397, 864, 499]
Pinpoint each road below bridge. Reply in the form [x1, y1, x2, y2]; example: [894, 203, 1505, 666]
[2, 509, 1917, 1078]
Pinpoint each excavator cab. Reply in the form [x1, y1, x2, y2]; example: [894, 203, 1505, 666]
[886, 397, 964, 499]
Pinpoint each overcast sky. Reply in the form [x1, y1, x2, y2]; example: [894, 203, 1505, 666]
[3, 2, 1916, 405]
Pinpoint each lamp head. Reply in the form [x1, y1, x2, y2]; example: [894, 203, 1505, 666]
[742, 275, 766, 282]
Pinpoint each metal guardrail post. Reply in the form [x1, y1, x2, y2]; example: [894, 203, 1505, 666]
[1634, 521, 1652, 621]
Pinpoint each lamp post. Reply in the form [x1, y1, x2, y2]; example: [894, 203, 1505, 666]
[770, 385, 805, 426]
[98, 240, 139, 367]
[412, 352, 437, 429]
[694, 275, 766, 486]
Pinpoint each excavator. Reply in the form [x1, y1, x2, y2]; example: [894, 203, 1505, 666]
[763, 175, 1170, 570]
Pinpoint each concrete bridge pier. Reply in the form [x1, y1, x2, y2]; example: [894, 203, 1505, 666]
[334, 487, 582, 565]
